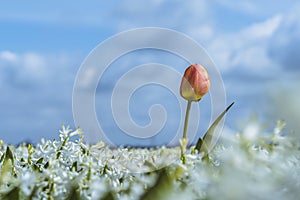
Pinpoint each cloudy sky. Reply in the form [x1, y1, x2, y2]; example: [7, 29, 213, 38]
[1, 1, 300, 145]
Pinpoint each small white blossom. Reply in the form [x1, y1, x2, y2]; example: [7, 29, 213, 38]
[0, 123, 299, 200]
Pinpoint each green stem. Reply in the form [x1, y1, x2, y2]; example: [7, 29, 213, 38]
[182, 100, 192, 139]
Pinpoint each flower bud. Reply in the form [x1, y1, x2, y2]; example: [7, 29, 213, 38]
[180, 64, 210, 101]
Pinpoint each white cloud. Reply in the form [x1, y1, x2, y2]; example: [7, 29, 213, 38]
[239, 15, 282, 39]
[231, 46, 270, 70]
[213, 0, 295, 17]
[186, 25, 215, 44]
[22, 53, 47, 78]
[207, 15, 282, 73]
[0, 50, 81, 143]
[113, 0, 211, 31]
[0, 51, 81, 86]
[267, 5, 300, 71]
[215, 1, 257, 14]
[0, 51, 19, 63]
[0, 52, 47, 85]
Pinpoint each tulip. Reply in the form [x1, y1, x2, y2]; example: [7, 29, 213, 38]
[180, 64, 210, 163]
[180, 64, 210, 102]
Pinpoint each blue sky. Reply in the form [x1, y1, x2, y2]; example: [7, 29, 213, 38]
[1, 1, 300, 145]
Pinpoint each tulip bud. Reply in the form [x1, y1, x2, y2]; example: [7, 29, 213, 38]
[180, 64, 210, 101]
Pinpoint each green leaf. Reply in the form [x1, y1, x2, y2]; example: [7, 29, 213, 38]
[139, 168, 174, 200]
[4, 146, 14, 165]
[196, 102, 234, 155]
[71, 161, 78, 172]
[2, 186, 20, 200]
[101, 191, 116, 200]
[36, 157, 44, 164]
[28, 186, 38, 200]
[0, 152, 4, 163]
[44, 161, 49, 169]
[65, 184, 80, 200]
[28, 144, 35, 155]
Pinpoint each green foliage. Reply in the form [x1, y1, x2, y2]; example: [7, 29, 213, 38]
[2, 186, 20, 200]
[196, 102, 234, 155]
[3, 146, 14, 165]
[140, 168, 174, 200]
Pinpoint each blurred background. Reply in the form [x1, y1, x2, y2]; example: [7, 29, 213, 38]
[0, 1, 299, 145]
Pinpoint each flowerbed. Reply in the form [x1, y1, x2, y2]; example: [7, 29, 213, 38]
[0, 121, 299, 200]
